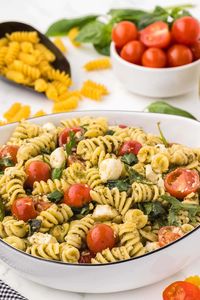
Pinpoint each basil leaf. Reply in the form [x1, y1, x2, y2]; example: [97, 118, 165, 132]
[109, 9, 146, 23]
[94, 43, 110, 56]
[52, 167, 63, 180]
[140, 202, 166, 220]
[46, 15, 97, 36]
[76, 20, 104, 43]
[71, 202, 95, 219]
[121, 153, 138, 166]
[47, 190, 64, 203]
[138, 6, 169, 29]
[0, 157, 14, 168]
[106, 130, 115, 136]
[157, 122, 168, 147]
[0, 200, 5, 221]
[107, 178, 130, 192]
[28, 219, 42, 236]
[128, 168, 151, 184]
[65, 131, 76, 155]
[146, 101, 197, 120]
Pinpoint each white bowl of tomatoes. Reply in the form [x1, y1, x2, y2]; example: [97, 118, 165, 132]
[111, 17, 200, 98]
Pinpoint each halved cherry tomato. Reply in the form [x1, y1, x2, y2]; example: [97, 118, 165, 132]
[142, 48, 167, 68]
[12, 197, 38, 222]
[64, 183, 91, 208]
[140, 21, 171, 49]
[158, 226, 183, 247]
[79, 250, 95, 263]
[163, 281, 200, 300]
[58, 127, 82, 147]
[120, 40, 145, 64]
[190, 40, 200, 60]
[25, 161, 51, 189]
[119, 124, 127, 129]
[112, 21, 138, 48]
[171, 16, 200, 46]
[119, 140, 142, 156]
[164, 168, 200, 199]
[87, 224, 116, 254]
[0, 145, 19, 165]
[34, 200, 52, 213]
[167, 44, 193, 67]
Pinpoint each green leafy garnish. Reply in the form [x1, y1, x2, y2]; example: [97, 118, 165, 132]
[106, 130, 115, 136]
[65, 131, 76, 155]
[107, 178, 130, 192]
[47, 190, 64, 203]
[139, 202, 166, 221]
[71, 202, 95, 219]
[46, 15, 98, 36]
[128, 168, 152, 184]
[121, 153, 138, 166]
[28, 219, 42, 236]
[146, 101, 197, 120]
[0, 157, 14, 168]
[0, 200, 5, 221]
[52, 167, 63, 180]
[161, 195, 200, 226]
[157, 122, 168, 147]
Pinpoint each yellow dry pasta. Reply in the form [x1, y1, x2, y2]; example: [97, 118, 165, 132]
[68, 27, 81, 47]
[53, 38, 67, 53]
[84, 58, 111, 71]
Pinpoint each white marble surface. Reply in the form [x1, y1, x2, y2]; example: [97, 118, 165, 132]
[0, 0, 200, 299]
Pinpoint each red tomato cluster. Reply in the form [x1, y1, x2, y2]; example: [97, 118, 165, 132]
[112, 17, 200, 68]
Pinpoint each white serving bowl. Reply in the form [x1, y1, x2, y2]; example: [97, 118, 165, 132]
[110, 42, 200, 98]
[0, 110, 200, 293]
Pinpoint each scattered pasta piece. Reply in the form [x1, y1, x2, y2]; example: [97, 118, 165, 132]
[81, 80, 109, 101]
[185, 275, 200, 287]
[53, 38, 67, 53]
[9, 105, 31, 123]
[3, 102, 22, 121]
[52, 96, 79, 113]
[33, 110, 46, 117]
[84, 58, 111, 71]
[68, 27, 81, 47]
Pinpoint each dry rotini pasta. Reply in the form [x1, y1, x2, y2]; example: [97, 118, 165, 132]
[0, 115, 199, 265]
[84, 58, 111, 71]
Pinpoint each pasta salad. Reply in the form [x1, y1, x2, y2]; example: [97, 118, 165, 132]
[0, 116, 199, 264]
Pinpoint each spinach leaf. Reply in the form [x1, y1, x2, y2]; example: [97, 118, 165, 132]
[107, 178, 130, 192]
[128, 168, 152, 184]
[106, 129, 115, 136]
[52, 167, 63, 180]
[0, 200, 5, 221]
[94, 43, 110, 56]
[139, 202, 166, 221]
[157, 122, 168, 147]
[46, 15, 97, 36]
[121, 153, 138, 166]
[71, 202, 95, 219]
[47, 190, 64, 203]
[146, 101, 197, 120]
[65, 131, 76, 155]
[28, 219, 42, 236]
[108, 9, 146, 22]
[0, 157, 14, 168]
[75, 20, 104, 44]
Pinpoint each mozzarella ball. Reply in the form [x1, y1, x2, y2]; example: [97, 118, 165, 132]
[50, 147, 66, 168]
[99, 158, 123, 182]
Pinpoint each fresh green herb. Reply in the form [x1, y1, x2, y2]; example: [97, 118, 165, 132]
[52, 167, 63, 180]
[71, 202, 95, 219]
[106, 130, 115, 136]
[121, 153, 138, 166]
[46, 15, 98, 36]
[128, 168, 152, 184]
[65, 131, 76, 155]
[157, 122, 168, 147]
[139, 202, 166, 221]
[107, 178, 130, 192]
[47, 190, 64, 203]
[28, 219, 42, 236]
[80, 124, 89, 132]
[161, 195, 200, 226]
[146, 101, 197, 120]
[0, 157, 14, 168]
[0, 200, 5, 221]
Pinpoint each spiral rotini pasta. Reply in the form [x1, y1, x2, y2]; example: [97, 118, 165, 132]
[0, 115, 199, 265]
[84, 58, 111, 71]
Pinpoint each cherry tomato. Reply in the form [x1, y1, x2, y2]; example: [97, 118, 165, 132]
[140, 21, 171, 48]
[119, 140, 142, 156]
[119, 124, 127, 129]
[112, 21, 138, 48]
[120, 41, 145, 64]
[79, 250, 95, 264]
[163, 281, 200, 300]
[158, 226, 183, 247]
[171, 16, 200, 46]
[0, 145, 19, 164]
[142, 48, 167, 68]
[12, 197, 38, 222]
[167, 44, 193, 67]
[64, 183, 91, 208]
[87, 224, 116, 253]
[164, 168, 200, 199]
[59, 127, 82, 147]
[190, 40, 200, 60]
[25, 161, 51, 189]
[34, 200, 52, 213]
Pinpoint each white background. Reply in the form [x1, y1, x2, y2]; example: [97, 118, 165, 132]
[0, 0, 200, 299]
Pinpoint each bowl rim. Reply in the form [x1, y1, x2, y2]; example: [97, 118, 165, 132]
[110, 41, 200, 72]
[0, 110, 199, 267]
